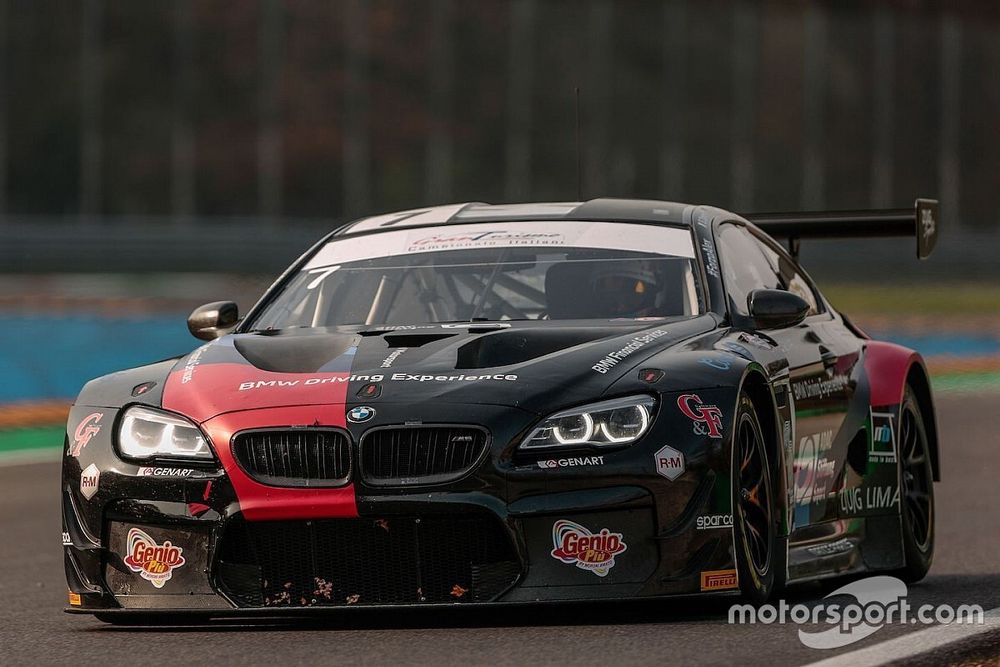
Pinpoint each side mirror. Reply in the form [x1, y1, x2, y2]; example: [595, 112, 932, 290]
[187, 301, 239, 341]
[747, 289, 810, 330]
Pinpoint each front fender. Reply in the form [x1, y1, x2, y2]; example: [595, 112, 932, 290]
[605, 334, 792, 542]
[74, 357, 180, 409]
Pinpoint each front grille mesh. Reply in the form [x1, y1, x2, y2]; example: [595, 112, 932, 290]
[216, 515, 521, 607]
[360, 426, 488, 486]
[232, 429, 350, 486]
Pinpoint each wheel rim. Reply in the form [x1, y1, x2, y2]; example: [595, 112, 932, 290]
[900, 405, 933, 552]
[737, 412, 772, 577]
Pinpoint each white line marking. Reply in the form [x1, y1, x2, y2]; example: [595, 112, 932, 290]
[0, 448, 61, 467]
[804, 606, 1000, 667]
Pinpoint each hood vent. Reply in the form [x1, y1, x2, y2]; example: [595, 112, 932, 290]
[455, 328, 621, 369]
[383, 333, 457, 348]
[233, 332, 358, 373]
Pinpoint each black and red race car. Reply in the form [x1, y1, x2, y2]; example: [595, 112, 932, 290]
[63, 198, 941, 622]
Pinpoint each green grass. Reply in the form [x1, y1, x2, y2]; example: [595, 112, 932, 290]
[0, 426, 65, 454]
[932, 371, 1000, 394]
[822, 283, 1000, 316]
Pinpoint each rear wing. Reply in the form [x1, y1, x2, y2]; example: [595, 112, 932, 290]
[744, 198, 939, 260]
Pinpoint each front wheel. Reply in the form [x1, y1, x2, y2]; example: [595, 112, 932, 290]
[732, 392, 786, 604]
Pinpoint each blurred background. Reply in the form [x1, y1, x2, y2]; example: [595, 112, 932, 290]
[0, 0, 997, 456]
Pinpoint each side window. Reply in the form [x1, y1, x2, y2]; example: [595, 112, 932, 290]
[752, 234, 823, 316]
[716, 223, 783, 316]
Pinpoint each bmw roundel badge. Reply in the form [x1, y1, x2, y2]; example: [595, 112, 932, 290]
[347, 406, 375, 423]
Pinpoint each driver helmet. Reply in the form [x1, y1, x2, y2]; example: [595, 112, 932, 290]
[589, 264, 660, 317]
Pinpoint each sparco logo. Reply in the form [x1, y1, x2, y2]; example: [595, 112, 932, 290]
[123, 527, 186, 588]
[69, 412, 103, 457]
[550, 519, 627, 577]
[677, 394, 723, 438]
[696, 514, 733, 530]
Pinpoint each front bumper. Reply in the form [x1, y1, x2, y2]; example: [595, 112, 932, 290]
[63, 393, 740, 614]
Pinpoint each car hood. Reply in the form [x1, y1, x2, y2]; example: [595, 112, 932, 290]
[160, 316, 717, 423]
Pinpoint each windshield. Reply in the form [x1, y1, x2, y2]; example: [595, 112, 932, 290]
[247, 220, 702, 330]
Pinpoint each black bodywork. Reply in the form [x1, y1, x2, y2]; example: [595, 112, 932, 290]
[62, 198, 939, 617]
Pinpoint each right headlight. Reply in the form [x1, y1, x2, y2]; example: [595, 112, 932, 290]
[117, 406, 214, 461]
[520, 395, 656, 450]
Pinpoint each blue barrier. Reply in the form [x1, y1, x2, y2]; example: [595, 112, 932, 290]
[866, 331, 1000, 358]
[0, 314, 196, 402]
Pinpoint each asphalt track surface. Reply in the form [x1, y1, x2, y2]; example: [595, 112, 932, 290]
[2, 394, 998, 667]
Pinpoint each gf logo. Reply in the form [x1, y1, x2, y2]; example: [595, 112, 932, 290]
[69, 412, 103, 457]
[676, 394, 724, 438]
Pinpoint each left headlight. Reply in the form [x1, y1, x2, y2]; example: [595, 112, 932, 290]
[117, 406, 213, 461]
[520, 395, 656, 450]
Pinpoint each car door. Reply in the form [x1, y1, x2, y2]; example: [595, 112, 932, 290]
[716, 223, 851, 528]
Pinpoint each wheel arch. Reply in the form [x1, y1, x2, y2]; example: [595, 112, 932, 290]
[737, 368, 788, 533]
[864, 341, 940, 482]
[906, 362, 940, 482]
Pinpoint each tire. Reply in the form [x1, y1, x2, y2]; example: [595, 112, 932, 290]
[732, 392, 786, 604]
[895, 385, 935, 583]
